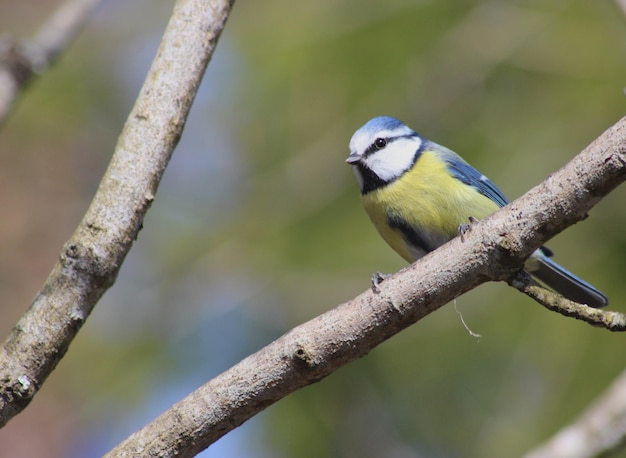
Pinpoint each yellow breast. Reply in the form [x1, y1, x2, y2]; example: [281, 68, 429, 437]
[361, 151, 500, 262]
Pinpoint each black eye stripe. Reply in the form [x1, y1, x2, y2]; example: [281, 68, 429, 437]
[365, 137, 391, 156]
[364, 134, 416, 157]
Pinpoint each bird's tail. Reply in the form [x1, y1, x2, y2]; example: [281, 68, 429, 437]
[527, 253, 608, 308]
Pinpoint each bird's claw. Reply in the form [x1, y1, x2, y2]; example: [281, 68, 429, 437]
[459, 216, 479, 242]
[371, 272, 391, 293]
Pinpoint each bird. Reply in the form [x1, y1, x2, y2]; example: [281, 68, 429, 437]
[346, 116, 608, 308]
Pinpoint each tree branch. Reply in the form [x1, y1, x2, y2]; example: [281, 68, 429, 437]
[523, 368, 626, 458]
[0, 0, 102, 127]
[510, 272, 626, 331]
[0, 0, 234, 427]
[104, 118, 626, 457]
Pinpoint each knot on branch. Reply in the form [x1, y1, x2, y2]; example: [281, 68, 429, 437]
[59, 241, 118, 287]
[480, 232, 528, 282]
[607, 151, 626, 175]
[1, 374, 36, 405]
[292, 344, 317, 368]
[0, 35, 36, 85]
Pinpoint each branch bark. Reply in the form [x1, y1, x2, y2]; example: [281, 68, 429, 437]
[524, 368, 626, 458]
[0, 0, 234, 427]
[0, 0, 102, 127]
[104, 118, 626, 457]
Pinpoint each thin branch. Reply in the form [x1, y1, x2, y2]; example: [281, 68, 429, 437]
[0, 0, 102, 127]
[510, 272, 626, 331]
[524, 368, 626, 458]
[0, 0, 234, 427]
[105, 117, 626, 457]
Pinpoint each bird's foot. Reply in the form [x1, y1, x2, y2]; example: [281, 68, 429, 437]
[458, 216, 479, 242]
[371, 272, 391, 293]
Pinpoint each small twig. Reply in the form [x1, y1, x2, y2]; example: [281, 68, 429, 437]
[0, 0, 101, 126]
[509, 271, 626, 331]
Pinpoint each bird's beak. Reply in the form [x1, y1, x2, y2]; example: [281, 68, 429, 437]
[346, 152, 361, 164]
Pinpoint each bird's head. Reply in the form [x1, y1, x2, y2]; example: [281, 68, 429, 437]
[346, 116, 422, 193]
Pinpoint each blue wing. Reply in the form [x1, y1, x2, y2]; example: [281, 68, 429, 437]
[429, 141, 509, 208]
[430, 141, 555, 257]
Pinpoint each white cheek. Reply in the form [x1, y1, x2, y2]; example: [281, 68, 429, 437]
[366, 138, 421, 181]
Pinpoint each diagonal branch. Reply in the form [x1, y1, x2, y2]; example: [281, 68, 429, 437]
[0, 0, 235, 427]
[104, 117, 626, 457]
[523, 367, 626, 458]
[0, 0, 102, 127]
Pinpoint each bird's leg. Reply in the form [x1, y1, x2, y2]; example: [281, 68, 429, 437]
[458, 216, 479, 242]
[371, 271, 392, 293]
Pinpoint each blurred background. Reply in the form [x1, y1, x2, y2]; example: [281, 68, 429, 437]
[1, 0, 625, 457]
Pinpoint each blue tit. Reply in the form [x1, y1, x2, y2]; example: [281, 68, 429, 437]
[346, 116, 608, 308]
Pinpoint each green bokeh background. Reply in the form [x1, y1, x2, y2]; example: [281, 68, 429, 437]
[0, 1, 625, 457]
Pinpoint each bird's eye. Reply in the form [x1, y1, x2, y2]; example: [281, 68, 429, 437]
[374, 138, 387, 149]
